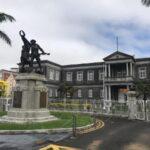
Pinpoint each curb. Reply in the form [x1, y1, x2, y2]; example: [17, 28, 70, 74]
[0, 120, 105, 135]
[77, 120, 105, 134]
[0, 123, 94, 134]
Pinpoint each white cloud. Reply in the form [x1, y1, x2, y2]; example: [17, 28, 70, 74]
[0, 0, 150, 69]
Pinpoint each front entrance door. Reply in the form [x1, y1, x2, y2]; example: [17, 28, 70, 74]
[111, 85, 128, 102]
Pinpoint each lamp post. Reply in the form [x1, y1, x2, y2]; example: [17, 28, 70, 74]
[72, 114, 77, 137]
[143, 93, 147, 121]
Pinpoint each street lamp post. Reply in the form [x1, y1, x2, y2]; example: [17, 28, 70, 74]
[143, 94, 147, 121]
[72, 114, 77, 137]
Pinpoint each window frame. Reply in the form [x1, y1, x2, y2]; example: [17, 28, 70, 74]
[66, 72, 73, 81]
[77, 89, 82, 98]
[138, 67, 147, 79]
[88, 89, 93, 98]
[87, 70, 94, 81]
[77, 71, 83, 81]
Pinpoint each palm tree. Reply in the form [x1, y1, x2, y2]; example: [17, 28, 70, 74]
[0, 12, 15, 45]
[142, 0, 150, 6]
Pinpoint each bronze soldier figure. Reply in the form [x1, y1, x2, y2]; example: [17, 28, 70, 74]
[19, 30, 31, 72]
[19, 30, 50, 73]
[30, 39, 49, 73]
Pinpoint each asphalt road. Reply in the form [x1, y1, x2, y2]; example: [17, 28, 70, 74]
[0, 117, 149, 150]
[57, 117, 150, 150]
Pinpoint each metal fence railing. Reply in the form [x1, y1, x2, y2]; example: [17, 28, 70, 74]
[48, 99, 129, 117]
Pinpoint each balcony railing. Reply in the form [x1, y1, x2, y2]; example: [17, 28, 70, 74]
[105, 76, 133, 82]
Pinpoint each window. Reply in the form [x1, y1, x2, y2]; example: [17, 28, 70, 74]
[55, 71, 60, 81]
[77, 71, 83, 81]
[139, 67, 147, 79]
[55, 89, 58, 97]
[49, 88, 53, 97]
[99, 70, 104, 80]
[66, 91, 71, 98]
[88, 89, 93, 98]
[66, 72, 72, 81]
[49, 69, 54, 80]
[100, 89, 104, 98]
[87, 70, 94, 81]
[77, 89, 82, 98]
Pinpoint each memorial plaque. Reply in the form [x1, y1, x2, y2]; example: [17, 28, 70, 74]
[13, 91, 22, 108]
[40, 92, 47, 108]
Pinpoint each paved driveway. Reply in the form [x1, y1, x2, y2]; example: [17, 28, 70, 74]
[0, 132, 71, 150]
[57, 117, 150, 150]
[0, 117, 149, 150]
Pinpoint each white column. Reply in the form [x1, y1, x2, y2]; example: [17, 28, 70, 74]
[130, 62, 132, 76]
[105, 86, 107, 100]
[126, 63, 129, 76]
[105, 64, 107, 77]
[108, 64, 111, 77]
[108, 85, 111, 100]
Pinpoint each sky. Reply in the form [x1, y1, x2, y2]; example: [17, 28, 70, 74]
[1, 0, 150, 69]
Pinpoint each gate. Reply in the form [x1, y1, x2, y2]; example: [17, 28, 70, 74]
[136, 100, 150, 121]
[136, 100, 145, 120]
[146, 100, 150, 121]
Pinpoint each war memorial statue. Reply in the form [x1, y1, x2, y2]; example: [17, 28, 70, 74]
[19, 30, 50, 73]
[0, 30, 57, 123]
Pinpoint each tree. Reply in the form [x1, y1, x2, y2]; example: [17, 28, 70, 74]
[142, 0, 150, 6]
[135, 79, 150, 99]
[58, 82, 76, 99]
[0, 12, 15, 45]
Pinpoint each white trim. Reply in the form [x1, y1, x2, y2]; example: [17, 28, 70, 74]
[105, 59, 134, 64]
[63, 65, 104, 70]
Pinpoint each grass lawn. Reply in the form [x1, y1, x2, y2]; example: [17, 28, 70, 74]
[0, 111, 7, 117]
[0, 111, 93, 130]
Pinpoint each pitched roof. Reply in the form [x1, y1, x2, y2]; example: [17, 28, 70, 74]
[103, 51, 134, 61]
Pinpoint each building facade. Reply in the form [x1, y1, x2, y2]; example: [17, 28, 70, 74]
[30, 51, 150, 102]
[0, 69, 17, 97]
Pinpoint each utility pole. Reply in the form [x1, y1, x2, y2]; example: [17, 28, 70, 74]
[116, 36, 119, 52]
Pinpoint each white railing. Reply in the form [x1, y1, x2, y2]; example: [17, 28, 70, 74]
[105, 76, 133, 82]
[0, 97, 12, 111]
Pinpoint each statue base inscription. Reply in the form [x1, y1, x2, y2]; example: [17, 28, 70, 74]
[1, 73, 57, 123]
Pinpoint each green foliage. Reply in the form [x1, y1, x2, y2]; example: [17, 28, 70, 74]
[0, 13, 15, 22]
[0, 111, 7, 116]
[142, 0, 150, 6]
[111, 103, 128, 113]
[0, 111, 92, 130]
[0, 12, 15, 45]
[48, 102, 92, 110]
[135, 79, 150, 99]
[57, 82, 77, 98]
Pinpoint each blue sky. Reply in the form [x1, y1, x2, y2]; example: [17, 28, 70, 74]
[0, 0, 150, 69]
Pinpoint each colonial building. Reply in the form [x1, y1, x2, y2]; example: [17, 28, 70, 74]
[29, 51, 150, 102]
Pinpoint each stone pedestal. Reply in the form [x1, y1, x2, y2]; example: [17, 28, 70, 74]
[1, 73, 57, 123]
